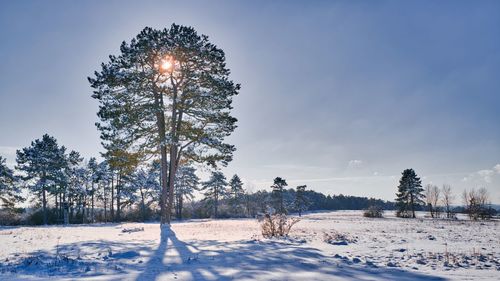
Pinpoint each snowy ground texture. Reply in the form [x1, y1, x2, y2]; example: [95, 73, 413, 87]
[0, 211, 498, 280]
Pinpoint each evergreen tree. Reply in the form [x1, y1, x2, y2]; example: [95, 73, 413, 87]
[89, 24, 240, 224]
[61, 150, 83, 224]
[174, 165, 199, 219]
[87, 157, 99, 223]
[16, 134, 67, 225]
[104, 141, 141, 222]
[201, 171, 227, 218]
[294, 185, 309, 216]
[271, 177, 288, 214]
[95, 160, 112, 222]
[132, 161, 161, 221]
[228, 174, 244, 216]
[395, 168, 424, 218]
[0, 156, 22, 209]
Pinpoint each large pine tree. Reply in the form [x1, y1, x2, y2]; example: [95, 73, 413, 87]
[89, 24, 240, 224]
[395, 168, 424, 218]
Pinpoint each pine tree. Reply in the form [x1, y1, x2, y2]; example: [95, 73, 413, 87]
[87, 157, 99, 223]
[95, 160, 112, 222]
[201, 171, 227, 218]
[271, 177, 288, 214]
[16, 134, 67, 225]
[89, 24, 240, 224]
[132, 161, 161, 221]
[228, 174, 244, 216]
[174, 165, 199, 219]
[61, 150, 83, 224]
[294, 185, 309, 216]
[395, 168, 424, 218]
[104, 140, 141, 222]
[0, 156, 23, 209]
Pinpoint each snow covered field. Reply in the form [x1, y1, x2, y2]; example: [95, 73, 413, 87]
[0, 211, 498, 280]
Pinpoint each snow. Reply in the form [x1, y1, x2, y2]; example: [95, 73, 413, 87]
[0, 211, 498, 280]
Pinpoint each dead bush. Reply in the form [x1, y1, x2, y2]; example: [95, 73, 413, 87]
[323, 231, 358, 245]
[363, 205, 384, 218]
[260, 213, 300, 238]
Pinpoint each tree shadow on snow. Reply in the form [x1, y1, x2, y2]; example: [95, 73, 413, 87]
[0, 226, 448, 281]
[135, 226, 448, 281]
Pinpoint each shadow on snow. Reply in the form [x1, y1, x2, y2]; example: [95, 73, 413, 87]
[0, 226, 447, 281]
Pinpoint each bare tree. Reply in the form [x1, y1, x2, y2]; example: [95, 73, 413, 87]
[463, 188, 492, 220]
[441, 184, 454, 219]
[477, 187, 491, 220]
[424, 184, 440, 218]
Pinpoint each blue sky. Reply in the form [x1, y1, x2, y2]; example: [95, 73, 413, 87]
[1, 1, 499, 202]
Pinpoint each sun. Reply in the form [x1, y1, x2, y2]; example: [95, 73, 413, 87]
[161, 60, 172, 71]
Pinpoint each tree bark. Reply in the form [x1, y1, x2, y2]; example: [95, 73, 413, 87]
[214, 186, 218, 219]
[91, 182, 95, 223]
[111, 172, 115, 222]
[140, 187, 146, 222]
[116, 172, 121, 222]
[151, 87, 170, 225]
[42, 188, 48, 225]
[410, 193, 415, 218]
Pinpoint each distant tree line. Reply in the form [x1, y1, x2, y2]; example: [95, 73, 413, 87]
[0, 135, 396, 225]
[1, 135, 495, 225]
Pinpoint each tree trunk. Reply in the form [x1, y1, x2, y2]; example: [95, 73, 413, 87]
[111, 172, 115, 221]
[70, 197, 74, 223]
[42, 188, 48, 225]
[116, 172, 121, 222]
[55, 193, 59, 221]
[410, 193, 415, 218]
[140, 187, 146, 222]
[165, 85, 185, 224]
[214, 187, 218, 219]
[63, 193, 69, 225]
[82, 197, 86, 224]
[153, 91, 170, 225]
[91, 182, 95, 223]
[104, 192, 107, 223]
[178, 196, 183, 220]
[166, 145, 178, 223]
[63, 203, 69, 225]
[59, 193, 63, 221]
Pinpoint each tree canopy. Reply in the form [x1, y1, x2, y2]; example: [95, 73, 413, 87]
[89, 24, 240, 224]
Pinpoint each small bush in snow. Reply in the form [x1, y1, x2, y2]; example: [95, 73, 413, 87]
[323, 231, 358, 245]
[121, 227, 144, 233]
[363, 206, 384, 218]
[260, 214, 300, 238]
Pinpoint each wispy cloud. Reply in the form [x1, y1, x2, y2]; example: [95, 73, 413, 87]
[494, 164, 500, 174]
[260, 163, 331, 170]
[347, 159, 364, 169]
[462, 164, 500, 184]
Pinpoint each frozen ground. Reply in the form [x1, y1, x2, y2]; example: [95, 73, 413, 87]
[0, 211, 498, 280]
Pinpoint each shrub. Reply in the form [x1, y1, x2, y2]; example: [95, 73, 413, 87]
[0, 208, 23, 225]
[363, 205, 384, 218]
[260, 213, 300, 238]
[323, 231, 358, 245]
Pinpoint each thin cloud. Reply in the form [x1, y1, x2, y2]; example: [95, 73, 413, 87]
[348, 160, 364, 169]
